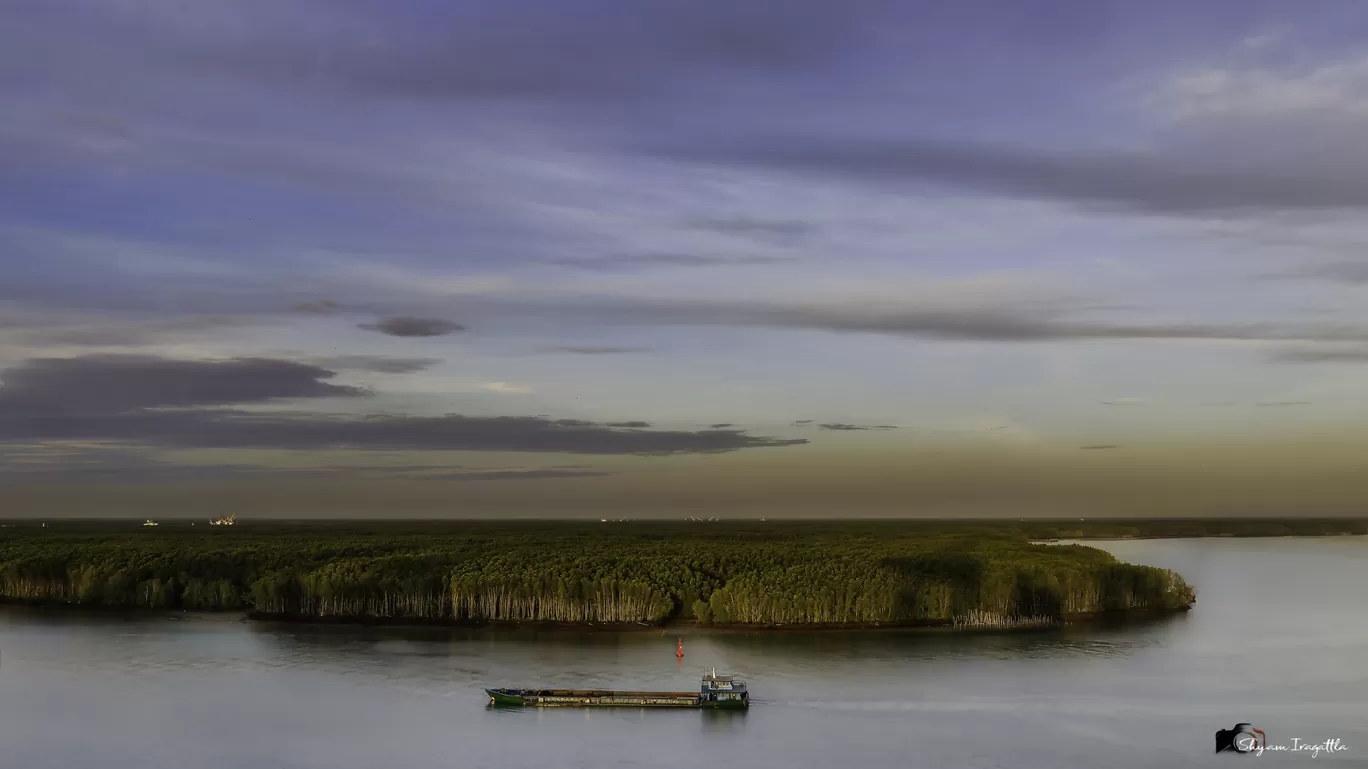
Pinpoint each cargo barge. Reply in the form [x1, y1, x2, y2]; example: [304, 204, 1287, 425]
[485, 669, 749, 709]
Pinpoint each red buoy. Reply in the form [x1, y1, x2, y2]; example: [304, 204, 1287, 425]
[676, 638, 684, 658]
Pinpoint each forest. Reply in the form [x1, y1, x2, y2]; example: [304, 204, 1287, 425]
[3, 517, 1349, 628]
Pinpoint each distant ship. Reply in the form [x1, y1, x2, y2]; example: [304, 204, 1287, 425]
[486, 669, 749, 709]
[142, 519, 159, 527]
[210, 514, 237, 526]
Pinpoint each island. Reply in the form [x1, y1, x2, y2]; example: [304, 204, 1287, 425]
[0, 518, 1362, 631]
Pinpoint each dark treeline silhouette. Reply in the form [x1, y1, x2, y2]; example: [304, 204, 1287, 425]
[0, 519, 1247, 627]
[1012, 518, 1367, 540]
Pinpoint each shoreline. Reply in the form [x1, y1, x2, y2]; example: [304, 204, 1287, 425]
[0, 601, 1190, 634]
[1031, 532, 1366, 542]
[254, 605, 1191, 633]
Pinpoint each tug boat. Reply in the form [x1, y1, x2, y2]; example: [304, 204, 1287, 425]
[485, 669, 749, 709]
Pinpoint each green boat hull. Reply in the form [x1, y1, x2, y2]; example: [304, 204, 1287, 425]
[485, 688, 747, 709]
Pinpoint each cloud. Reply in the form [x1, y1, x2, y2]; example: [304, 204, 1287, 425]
[344, 293, 1368, 345]
[1100, 398, 1146, 406]
[686, 218, 815, 238]
[0, 315, 252, 348]
[481, 381, 534, 394]
[304, 355, 442, 374]
[546, 253, 789, 271]
[136, 0, 888, 103]
[662, 136, 1368, 215]
[606, 421, 651, 428]
[541, 346, 650, 355]
[1291, 261, 1368, 284]
[650, 47, 1368, 217]
[293, 299, 341, 314]
[0, 355, 366, 416]
[0, 445, 416, 484]
[0, 411, 809, 455]
[817, 423, 897, 431]
[412, 469, 612, 481]
[0, 0, 889, 242]
[792, 419, 814, 425]
[359, 316, 464, 337]
[22, 272, 1368, 348]
[1253, 401, 1312, 407]
[1148, 49, 1368, 123]
[708, 423, 734, 428]
[0, 458, 310, 485]
[1268, 347, 1368, 364]
[0, 443, 613, 484]
[631, 300, 1368, 343]
[1079, 444, 1119, 450]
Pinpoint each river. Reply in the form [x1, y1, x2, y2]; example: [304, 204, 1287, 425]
[2, 537, 1365, 768]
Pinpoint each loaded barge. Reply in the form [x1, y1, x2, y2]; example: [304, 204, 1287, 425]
[486, 669, 749, 709]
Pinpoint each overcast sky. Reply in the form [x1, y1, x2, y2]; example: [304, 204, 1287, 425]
[5, 1, 1368, 518]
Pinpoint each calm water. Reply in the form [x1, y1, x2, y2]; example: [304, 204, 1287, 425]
[2, 538, 1365, 768]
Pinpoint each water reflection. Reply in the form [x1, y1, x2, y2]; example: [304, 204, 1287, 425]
[699, 709, 748, 734]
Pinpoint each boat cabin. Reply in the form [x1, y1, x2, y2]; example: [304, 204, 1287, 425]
[700, 669, 748, 705]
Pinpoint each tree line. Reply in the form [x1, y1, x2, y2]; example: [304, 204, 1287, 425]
[0, 521, 1205, 627]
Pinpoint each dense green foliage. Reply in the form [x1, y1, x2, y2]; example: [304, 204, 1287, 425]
[7, 515, 1361, 625]
[0, 519, 1245, 627]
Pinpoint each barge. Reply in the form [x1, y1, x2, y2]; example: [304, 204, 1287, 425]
[485, 669, 749, 709]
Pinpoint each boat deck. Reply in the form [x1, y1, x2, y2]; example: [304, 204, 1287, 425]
[486, 670, 749, 709]
[513, 689, 698, 698]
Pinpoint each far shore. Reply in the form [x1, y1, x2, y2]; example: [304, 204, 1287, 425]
[1030, 532, 1366, 543]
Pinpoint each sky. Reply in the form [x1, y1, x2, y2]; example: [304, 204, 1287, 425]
[4, 1, 1368, 518]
